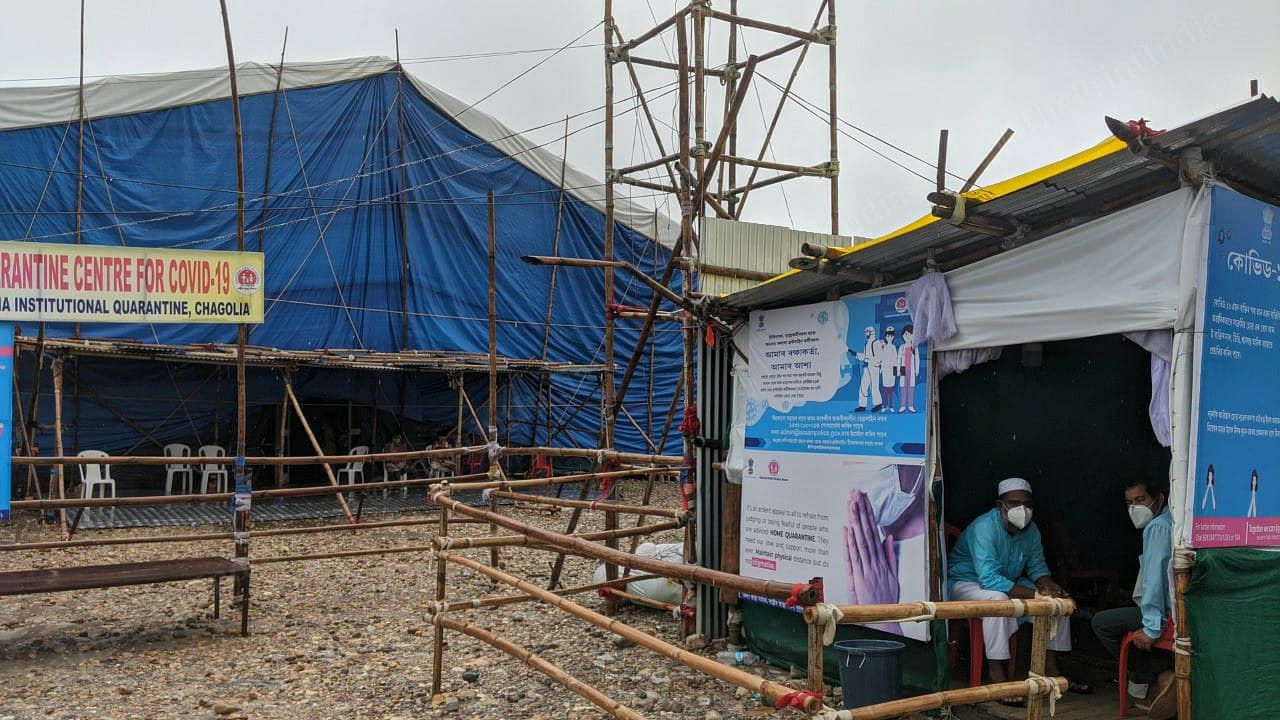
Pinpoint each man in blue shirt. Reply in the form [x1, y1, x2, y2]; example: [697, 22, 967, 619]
[1091, 478, 1174, 719]
[949, 478, 1074, 689]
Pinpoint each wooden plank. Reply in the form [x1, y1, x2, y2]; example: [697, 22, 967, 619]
[0, 557, 245, 596]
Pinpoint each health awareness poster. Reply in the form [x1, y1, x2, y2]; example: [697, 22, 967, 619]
[0, 323, 12, 521]
[1190, 187, 1280, 547]
[739, 291, 930, 640]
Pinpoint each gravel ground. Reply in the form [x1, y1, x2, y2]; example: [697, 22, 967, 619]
[0, 479, 823, 720]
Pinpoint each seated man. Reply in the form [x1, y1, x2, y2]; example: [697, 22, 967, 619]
[381, 432, 409, 481]
[429, 434, 455, 476]
[949, 478, 1085, 695]
[1091, 478, 1174, 719]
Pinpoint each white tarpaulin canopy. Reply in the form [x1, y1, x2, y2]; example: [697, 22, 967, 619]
[935, 188, 1194, 351]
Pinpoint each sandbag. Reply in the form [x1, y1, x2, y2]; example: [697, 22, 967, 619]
[592, 542, 683, 605]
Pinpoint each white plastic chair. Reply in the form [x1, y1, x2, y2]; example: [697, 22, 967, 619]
[163, 443, 193, 495]
[78, 450, 115, 501]
[337, 446, 369, 486]
[197, 445, 228, 494]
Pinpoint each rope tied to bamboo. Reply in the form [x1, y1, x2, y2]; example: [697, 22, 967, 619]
[1174, 636, 1193, 656]
[810, 603, 845, 645]
[1173, 547, 1197, 570]
[436, 536, 455, 551]
[894, 600, 939, 624]
[1010, 598, 1027, 618]
[1041, 596, 1070, 640]
[427, 601, 450, 616]
[1027, 671, 1062, 716]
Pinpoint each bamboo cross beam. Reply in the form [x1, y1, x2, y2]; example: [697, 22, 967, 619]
[802, 598, 1076, 624]
[434, 520, 682, 550]
[438, 573, 662, 613]
[13, 445, 490, 466]
[490, 489, 682, 518]
[285, 373, 352, 523]
[815, 678, 1068, 720]
[431, 489, 806, 601]
[436, 551, 814, 712]
[430, 613, 648, 720]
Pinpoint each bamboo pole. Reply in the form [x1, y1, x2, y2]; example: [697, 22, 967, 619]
[254, 544, 436, 565]
[806, 616, 823, 693]
[704, 9, 827, 45]
[430, 499, 449, 696]
[219, 0, 252, 595]
[601, 0, 621, 608]
[486, 189, 502, 571]
[11, 465, 668, 511]
[803, 598, 1076, 624]
[13, 444, 490, 467]
[490, 489, 681, 518]
[275, 384, 288, 488]
[74, 0, 84, 340]
[12, 357, 41, 501]
[256, 27, 288, 254]
[393, 31, 412, 345]
[51, 357, 68, 539]
[453, 373, 465, 474]
[614, 5, 689, 54]
[823, 679, 1068, 720]
[431, 489, 806, 601]
[430, 614, 647, 720]
[438, 574, 662, 613]
[435, 520, 682, 551]
[826, 0, 838, 234]
[1027, 614, 1050, 720]
[724, 0, 738, 218]
[282, 373, 355, 523]
[1174, 550, 1193, 720]
[438, 551, 811, 711]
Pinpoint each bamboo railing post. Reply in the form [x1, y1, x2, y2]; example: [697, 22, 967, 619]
[430, 499, 450, 697]
[1026, 613, 1050, 720]
[275, 383, 289, 489]
[12, 359, 41, 501]
[51, 356, 68, 539]
[806, 615, 824, 693]
[282, 372, 356, 523]
[486, 189, 502, 571]
[1174, 550, 1194, 719]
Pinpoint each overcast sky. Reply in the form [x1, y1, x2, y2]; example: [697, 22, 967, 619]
[2, 1, 1275, 239]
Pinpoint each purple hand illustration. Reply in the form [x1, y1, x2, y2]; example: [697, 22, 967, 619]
[844, 490, 902, 634]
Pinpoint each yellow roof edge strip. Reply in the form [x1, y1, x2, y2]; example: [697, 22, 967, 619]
[737, 136, 1128, 293]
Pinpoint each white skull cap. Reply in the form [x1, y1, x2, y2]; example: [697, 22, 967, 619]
[997, 477, 1032, 497]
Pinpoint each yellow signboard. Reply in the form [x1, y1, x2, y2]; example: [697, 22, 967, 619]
[0, 241, 264, 324]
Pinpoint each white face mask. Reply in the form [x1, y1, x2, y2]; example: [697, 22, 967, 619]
[1129, 502, 1155, 529]
[863, 465, 921, 528]
[1005, 505, 1032, 530]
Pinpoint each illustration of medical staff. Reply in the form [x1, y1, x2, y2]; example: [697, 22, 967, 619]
[852, 326, 883, 412]
[896, 324, 921, 413]
[1201, 464, 1216, 510]
[1248, 469, 1259, 518]
[877, 327, 898, 412]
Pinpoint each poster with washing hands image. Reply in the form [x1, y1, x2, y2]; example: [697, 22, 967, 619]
[739, 292, 930, 640]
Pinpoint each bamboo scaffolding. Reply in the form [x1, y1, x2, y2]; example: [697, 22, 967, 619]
[486, 189, 503, 571]
[283, 373, 356, 522]
[431, 490, 807, 602]
[430, 614, 647, 720]
[430, 499, 449, 695]
[490, 490, 681, 518]
[436, 551, 812, 711]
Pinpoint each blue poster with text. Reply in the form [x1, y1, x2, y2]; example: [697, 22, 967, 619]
[1191, 186, 1280, 547]
[744, 291, 928, 459]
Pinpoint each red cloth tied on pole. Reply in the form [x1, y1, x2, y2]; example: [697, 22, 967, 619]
[774, 690, 824, 710]
[678, 405, 700, 438]
[590, 459, 621, 509]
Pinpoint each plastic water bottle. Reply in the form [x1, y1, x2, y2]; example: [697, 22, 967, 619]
[716, 649, 760, 666]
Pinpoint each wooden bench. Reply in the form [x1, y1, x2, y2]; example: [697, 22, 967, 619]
[0, 557, 250, 636]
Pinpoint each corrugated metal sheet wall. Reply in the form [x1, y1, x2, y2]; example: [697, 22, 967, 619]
[700, 218, 852, 296]
[696, 339, 734, 638]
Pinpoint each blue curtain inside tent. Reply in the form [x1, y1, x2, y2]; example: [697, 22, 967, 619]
[0, 68, 682, 458]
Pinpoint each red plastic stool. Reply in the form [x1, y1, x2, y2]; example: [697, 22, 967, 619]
[967, 618, 1019, 686]
[1118, 619, 1175, 717]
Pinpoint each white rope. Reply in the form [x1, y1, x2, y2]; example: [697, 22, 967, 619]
[811, 603, 845, 645]
[1174, 636, 1193, 656]
[1043, 597, 1069, 640]
[1173, 547, 1197, 570]
[1027, 672, 1062, 716]
[1010, 599, 1027, 618]
[895, 600, 938, 624]
[436, 536, 455, 550]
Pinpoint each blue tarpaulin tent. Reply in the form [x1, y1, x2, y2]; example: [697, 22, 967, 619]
[0, 57, 683, 463]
